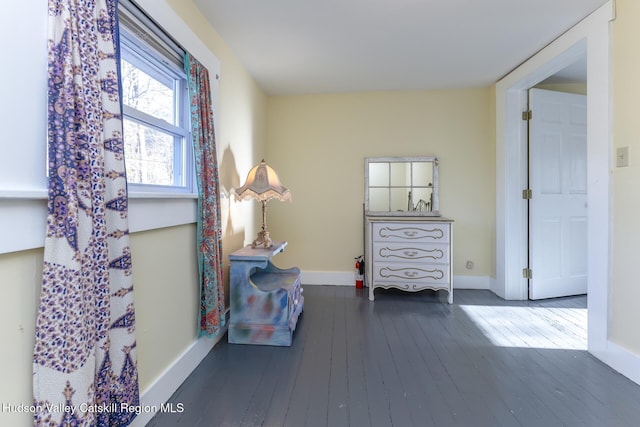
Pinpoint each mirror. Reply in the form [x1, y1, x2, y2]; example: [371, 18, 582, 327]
[365, 156, 439, 216]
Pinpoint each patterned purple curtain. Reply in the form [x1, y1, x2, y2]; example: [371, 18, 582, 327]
[184, 53, 226, 337]
[33, 0, 139, 425]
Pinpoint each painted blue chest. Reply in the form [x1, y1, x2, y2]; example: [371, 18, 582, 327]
[228, 241, 304, 346]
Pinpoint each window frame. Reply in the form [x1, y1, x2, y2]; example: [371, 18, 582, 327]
[118, 1, 196, 197]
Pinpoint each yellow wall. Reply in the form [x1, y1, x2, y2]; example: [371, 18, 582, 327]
[131, 225, 199, 391]
[611, 0, 640, 355]
[266, 88, 496, 278]
[0, 249, 42, 426]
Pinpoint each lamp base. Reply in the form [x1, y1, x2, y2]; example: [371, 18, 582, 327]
[251, 230, 273, 249]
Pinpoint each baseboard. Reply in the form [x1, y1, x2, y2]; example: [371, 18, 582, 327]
[488, 276, 504, 299]
[453, 275, 491, 290]
[130, 319, 228, 426]
[596, 341, 640, 386]
[301, 271, 354, 286]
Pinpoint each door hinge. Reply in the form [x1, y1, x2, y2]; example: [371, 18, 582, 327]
[522, 110, 532, 121]
[523, 268, 533, 279]
[522, 189, 532, 199]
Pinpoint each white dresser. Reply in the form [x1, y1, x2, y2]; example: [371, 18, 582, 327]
[365, 216, 453, 303]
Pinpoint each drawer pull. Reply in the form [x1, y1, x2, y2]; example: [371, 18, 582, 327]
[378, 226, 445, 240]
[379, 267, 444, 280]
[378, 247, 444, 260]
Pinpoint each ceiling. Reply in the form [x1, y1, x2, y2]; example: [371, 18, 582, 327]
[193, 0, 606, 95]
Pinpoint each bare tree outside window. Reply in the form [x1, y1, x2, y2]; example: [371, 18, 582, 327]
[121, 59, 177, 185]
[121, 59, 174, 122]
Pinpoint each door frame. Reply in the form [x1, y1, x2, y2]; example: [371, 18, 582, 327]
[495, 2, 613, 357]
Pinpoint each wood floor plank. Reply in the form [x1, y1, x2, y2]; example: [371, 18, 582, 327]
[404, 310, 469, 427]
[303, 286, 336, 427]
[280, 286, 334, 427]
[382, 306, 437, 426]
[360, 305, 395, 427]
[343, 289, 372, 427]
[194, 345, 271, 426]
[324, 289, 349, 427]
[367, 302, 416, 426]
[392, 304, 452, 426]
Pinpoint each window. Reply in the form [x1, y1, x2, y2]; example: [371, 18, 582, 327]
[118, 1, 193, 194]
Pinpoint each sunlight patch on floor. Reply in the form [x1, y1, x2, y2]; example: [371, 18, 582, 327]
[460, 305, 587, 350]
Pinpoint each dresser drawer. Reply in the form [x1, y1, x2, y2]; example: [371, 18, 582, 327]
[372, 261, 450, 286]
[372, 222, 449, 243]
[373, 241, 450, 264]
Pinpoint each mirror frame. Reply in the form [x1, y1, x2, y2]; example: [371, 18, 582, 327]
[364, 156, 440, 216]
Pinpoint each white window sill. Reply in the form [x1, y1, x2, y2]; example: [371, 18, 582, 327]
[0, 190, 48, 199]
[0, 190, 201, 255]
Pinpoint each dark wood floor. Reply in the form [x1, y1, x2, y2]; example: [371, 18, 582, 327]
[148, 287, 640, 427]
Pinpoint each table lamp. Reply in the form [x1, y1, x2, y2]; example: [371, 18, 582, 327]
[235, 159, 292, 248]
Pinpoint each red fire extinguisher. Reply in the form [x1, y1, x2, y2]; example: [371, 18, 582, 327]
[354, 256, 364, 289]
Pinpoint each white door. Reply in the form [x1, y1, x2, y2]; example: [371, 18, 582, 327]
[528, 88, 587, 300]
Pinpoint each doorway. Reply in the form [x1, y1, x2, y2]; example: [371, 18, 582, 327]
[495, 1, 613, 356]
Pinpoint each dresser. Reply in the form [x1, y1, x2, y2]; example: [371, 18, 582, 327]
[228, 241, 304, 346]
[365, 217, 453, 303]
